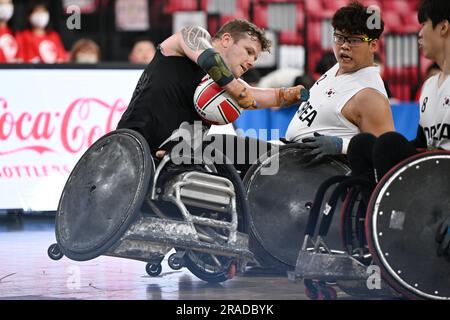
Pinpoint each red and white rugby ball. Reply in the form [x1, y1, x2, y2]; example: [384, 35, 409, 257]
[193, 77, 242, 125]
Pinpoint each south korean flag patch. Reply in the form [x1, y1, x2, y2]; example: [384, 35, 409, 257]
[443, 96, 450, 108]
[325, 88, 336, 98]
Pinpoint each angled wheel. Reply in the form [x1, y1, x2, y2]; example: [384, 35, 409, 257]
[244, 145, 350, 270]
[366, 151, 450, 300]
[55, 129, 153, 261]
[184, 251, 237, 283]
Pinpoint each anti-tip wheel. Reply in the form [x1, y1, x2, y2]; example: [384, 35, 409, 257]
[47, 243, 64, 260]
[318, 286, 338, 300]
[304, 279, 319, 300]
[146, 263, 162, 277]
[168, 253, 184, 270]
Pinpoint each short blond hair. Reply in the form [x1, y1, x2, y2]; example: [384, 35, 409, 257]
[212, 19, 272, 53]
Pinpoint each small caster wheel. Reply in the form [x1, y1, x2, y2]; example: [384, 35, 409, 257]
[226, 262, 237, 280]
[318, 286, 338, 300]
[304, 279, 319, 300]
[48, 243, 64, 260]
[146, 263, 162, 277]
[168, 253, 184, 270]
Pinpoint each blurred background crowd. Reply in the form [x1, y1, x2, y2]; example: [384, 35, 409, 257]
[0, 0, 435, 102]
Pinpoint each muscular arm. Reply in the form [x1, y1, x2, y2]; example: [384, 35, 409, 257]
[343, 88, 395, 137]
[240, 80, 307, 109]
[160, 26, 257, 108]
[242, 81, 280, 109]
[160, 26, 306, 109]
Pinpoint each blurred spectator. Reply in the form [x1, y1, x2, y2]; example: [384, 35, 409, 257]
[16, 1, 68, 63]
[70, 38, 101, 64]
[258, 67, 302, 88]
[0, 0, 19, 63]
[128, 39, 155, 65]
[258, 67, 303, 112]
[374, 53, 393, 99]
[315, 51, 337, 76]
[411, 62, 441, 101]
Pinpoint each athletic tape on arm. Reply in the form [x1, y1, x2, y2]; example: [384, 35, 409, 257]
[197, 48, 235, 87]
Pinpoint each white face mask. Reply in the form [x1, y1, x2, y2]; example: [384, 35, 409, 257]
[75, 54, 99, 64]
[0, 3, 14, 22]
[30, 11, 49, 29]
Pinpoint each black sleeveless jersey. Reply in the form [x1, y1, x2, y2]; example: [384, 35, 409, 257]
[117, 47, 205, 151]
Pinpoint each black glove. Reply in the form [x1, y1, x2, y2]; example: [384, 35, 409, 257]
[298, 132, 343, 163]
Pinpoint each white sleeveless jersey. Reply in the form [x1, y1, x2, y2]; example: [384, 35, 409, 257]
[286, 63, 388, 142]
[419, 73, 450, 150]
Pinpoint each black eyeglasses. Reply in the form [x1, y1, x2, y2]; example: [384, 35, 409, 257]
[333, 32, 373, 47]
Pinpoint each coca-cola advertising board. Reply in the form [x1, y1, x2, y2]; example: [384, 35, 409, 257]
[0, 68, 143, 211]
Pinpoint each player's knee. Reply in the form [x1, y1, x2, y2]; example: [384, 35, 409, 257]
[373, 132, 412, 158]
[348, 133, 376, 154]
[372, 132, 418, 180]
[347, 133, 376, 177]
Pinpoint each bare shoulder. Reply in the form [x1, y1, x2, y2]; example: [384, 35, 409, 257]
[342, 87, 393, 133]
[352, 88, 390, 112]
[354, 87, 388, 101]
[350, 88, 394, 134]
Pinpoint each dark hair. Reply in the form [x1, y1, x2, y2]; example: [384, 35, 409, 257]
[25, 0, 52, 31]
[212, 19, 272, 53]
[332, 1, 384, 39]
[26, 1, 50, 17]
[426, 62, 440, 74]
[427, 62, 441, 72]
[418, 0, 450, 28]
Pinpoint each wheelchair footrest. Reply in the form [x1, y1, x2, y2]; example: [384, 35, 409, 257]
[288, 251, 369, 282]
[106, 216, 253, 262]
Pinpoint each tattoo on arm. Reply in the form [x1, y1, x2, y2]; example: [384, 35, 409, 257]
[181, 26, 212, 52]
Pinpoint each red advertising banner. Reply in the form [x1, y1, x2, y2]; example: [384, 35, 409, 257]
[0, 68, 142, 211]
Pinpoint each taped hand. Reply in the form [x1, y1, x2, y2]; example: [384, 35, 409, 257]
[278, 85, 310, 107]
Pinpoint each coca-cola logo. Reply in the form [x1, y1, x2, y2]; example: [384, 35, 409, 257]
[0, 97, 127, 155]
